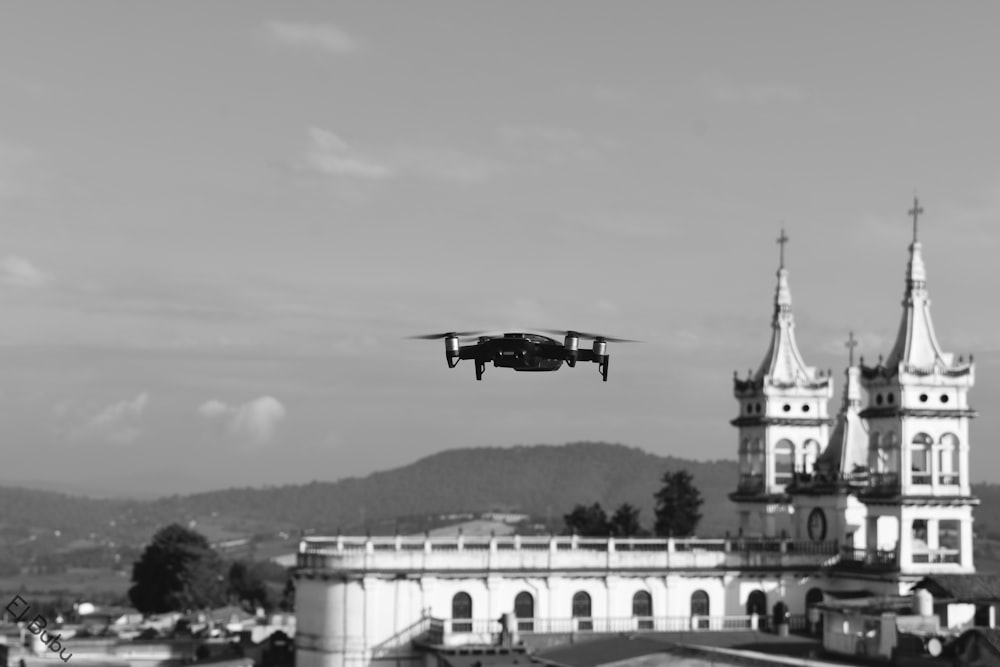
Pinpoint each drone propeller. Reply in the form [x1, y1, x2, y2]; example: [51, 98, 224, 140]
[405, 330, 493, 340]
[541, 329, 640, 343]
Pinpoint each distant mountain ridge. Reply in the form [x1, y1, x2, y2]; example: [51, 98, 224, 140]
[3, 442, 1000, 570]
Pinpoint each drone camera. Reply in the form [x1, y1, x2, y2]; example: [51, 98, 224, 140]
[445, 335, 460, 368]
[564, 333, 579, 366]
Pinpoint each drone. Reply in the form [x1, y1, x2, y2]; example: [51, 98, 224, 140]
[407, 330, 637, 381]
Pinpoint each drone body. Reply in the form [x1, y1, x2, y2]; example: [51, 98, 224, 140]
[410, 330, 634, 381]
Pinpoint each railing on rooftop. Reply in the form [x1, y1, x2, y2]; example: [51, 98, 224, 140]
[296, 535, 839, 572]
[834, 546, 899, 572]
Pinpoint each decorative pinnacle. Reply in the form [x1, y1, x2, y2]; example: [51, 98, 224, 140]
[777, 228, 789, 269]
[845, 331, 858, 366]
[908, 196, 924, 244]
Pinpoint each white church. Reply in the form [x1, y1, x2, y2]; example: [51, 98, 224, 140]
[293, 200, 981, 667]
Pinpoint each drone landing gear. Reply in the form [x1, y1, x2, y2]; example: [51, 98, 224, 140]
[598, 355, 609, 382]
[475, 360, 486, 381]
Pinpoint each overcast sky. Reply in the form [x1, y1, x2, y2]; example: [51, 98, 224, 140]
[2, 2, 1000, 496]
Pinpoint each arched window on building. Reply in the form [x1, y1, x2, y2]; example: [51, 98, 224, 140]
[911, 433, 933, 484]
[514, 592, 534, 632]
[806, 588, 824, 632]
[451, 592, 472, 633]
[746, 590, 767, 618]
[633, 591, 653, 630]
[691, 590, 710, 629]
[938, 433, 960, 485]
[801, 439, 820, 474]
[774, 440, 795, 486]
[572, 591, 592, 631]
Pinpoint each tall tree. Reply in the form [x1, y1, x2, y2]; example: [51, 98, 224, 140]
[228, 560, 275, 613]
[653, 470, 704, 537]
[609, 503, 647, 537]
[128, 524, 228, 614]
[562, 503, 610, 536]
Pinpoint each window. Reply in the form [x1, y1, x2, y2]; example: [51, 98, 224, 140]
[876, 393, 883, 406]
[805, 588, 824, 609]
[572, 591, 592, 631]
[911, 434, 932, 484]
[911, 520, 929, 562]
[801, 440, 820, 473]
[691, 590, 710, 629]
[633, 591, 653, 630]
[774, 439, 794, 485]
[939, 433, 960, 485]
[939, 520, 961, 563]
[746, 590, 766, 617]
[750, 439, 764, 475]
[869, 432, 882, 471]
[782, 404, 791, 412]
[452, 592, 472, 632]
[514, 592, 534, 631]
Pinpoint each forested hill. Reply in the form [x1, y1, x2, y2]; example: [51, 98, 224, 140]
[5, 442, 1000, 556]
[151, 442, 742, 535]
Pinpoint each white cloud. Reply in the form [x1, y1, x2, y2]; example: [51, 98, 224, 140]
[197, 399, 229, 418]
[73, 392, 149, 444]
[302, 128, 394, 180]
[266, 21, 357, 53]
[703, 75, 804, 105]
[292, 128, 500, 185]
[199, 396, 287, 444]
[395, 146, 501, 184]
[497, 125, 617, 165]
[0, 255, 52, 288]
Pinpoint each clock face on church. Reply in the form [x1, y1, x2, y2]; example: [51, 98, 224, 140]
[807, 508, 827, 541]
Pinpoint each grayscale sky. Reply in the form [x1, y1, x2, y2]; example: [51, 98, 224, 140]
[2, 2, 999, 495]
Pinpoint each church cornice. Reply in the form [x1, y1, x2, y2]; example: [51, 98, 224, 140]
[858, 407, 978, 420]
[730, 416, 834, 428]
[859, 364, 973, 381]
[858, 495, 980, 507]
[728, 491, 790, 504]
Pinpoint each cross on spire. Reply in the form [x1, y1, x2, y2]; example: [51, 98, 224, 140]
[908, 196, 924, 243]
[777, 228, 789, 269]
[845, 331, 858, 366]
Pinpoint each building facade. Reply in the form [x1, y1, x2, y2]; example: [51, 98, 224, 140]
[294, 201, 979, 667]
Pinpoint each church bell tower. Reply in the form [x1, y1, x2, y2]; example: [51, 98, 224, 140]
[731, 230, 834, 537]
[858, 198, 977, 579]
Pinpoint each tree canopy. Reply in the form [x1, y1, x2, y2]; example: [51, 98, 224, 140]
[128, 523, 228, 614]
[653, 469, 704, 537]
[563, 502, 650, 537]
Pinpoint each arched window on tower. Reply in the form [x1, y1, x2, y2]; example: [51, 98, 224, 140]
[451, 592, 472, 633]
[869, 432, 882, 472]
[633, 591, 653, 630]
[774, 440, 794, 486]
[739, 438, 750, 475]
[514, 591, 534, 631]
[572, 591, 592, 631]
[801, 439, 820, 474]
[750, 439, 764, 476]
[910, 433, 933, 485]
[938, 433, 960, 485]
[885, 432, 900, 473]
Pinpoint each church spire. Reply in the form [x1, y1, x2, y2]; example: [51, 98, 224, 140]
[816, 333, 868, 475]
[753, 229, 818, 385]
[884, 197, 951, 370]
